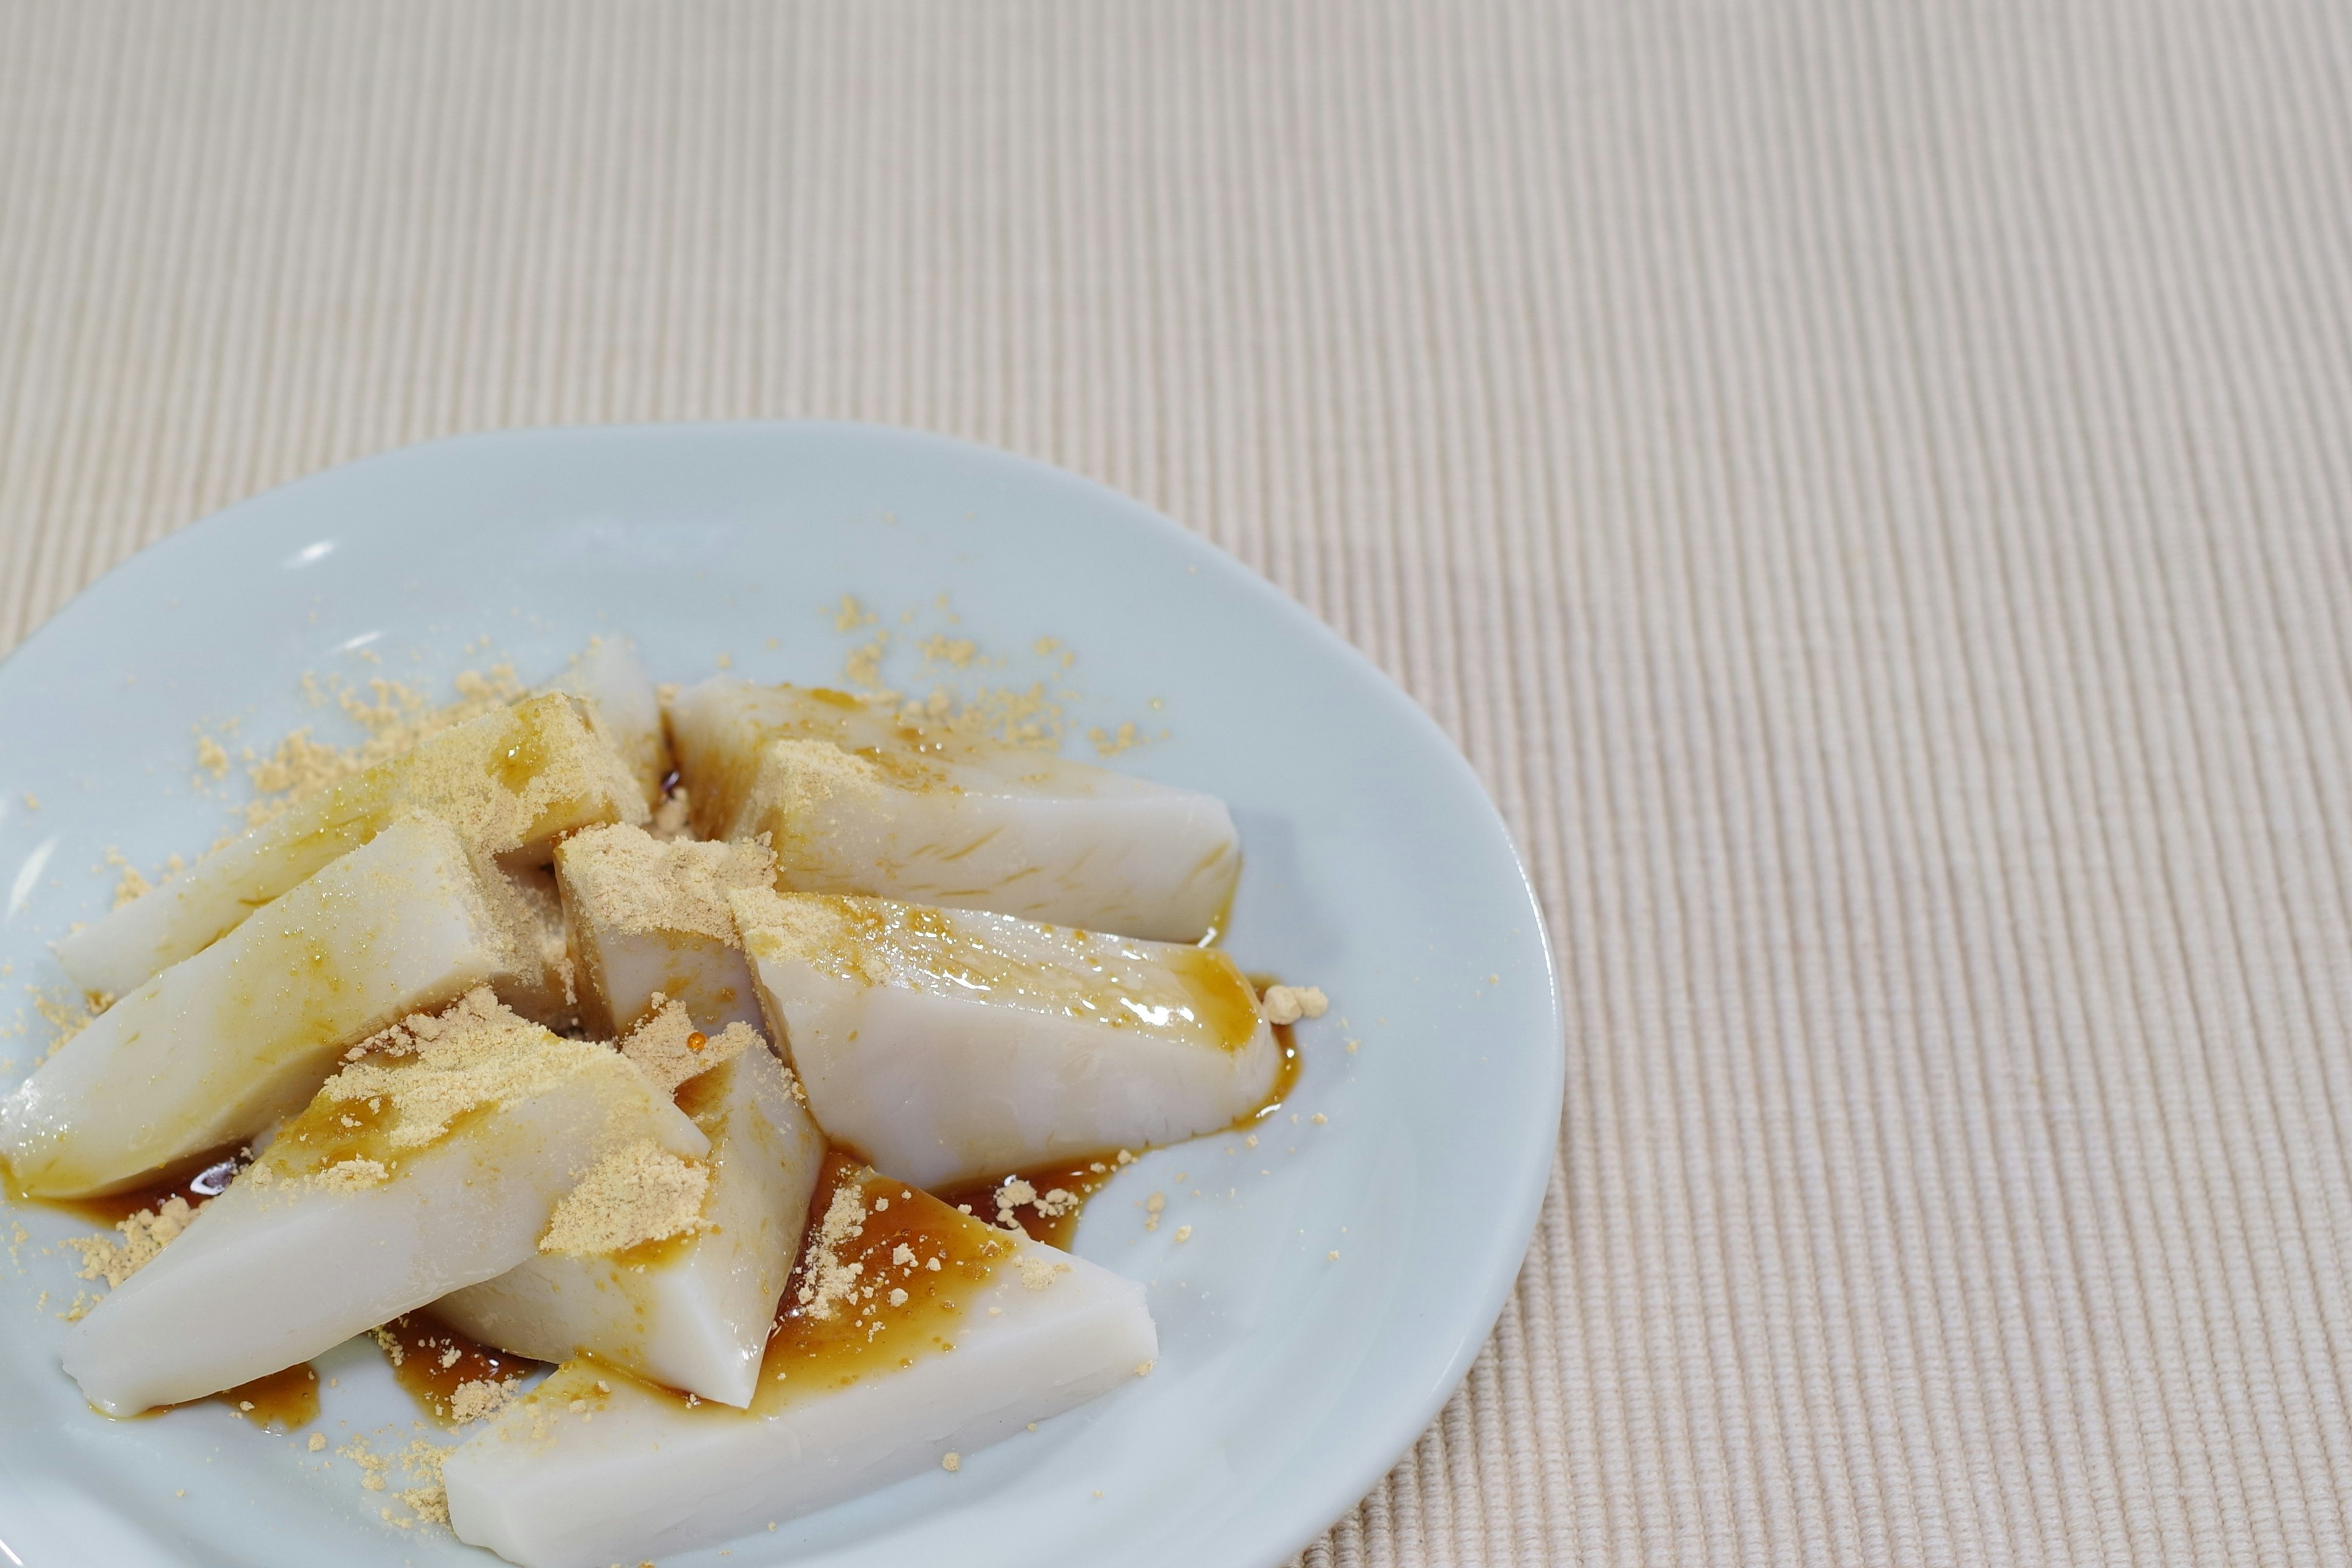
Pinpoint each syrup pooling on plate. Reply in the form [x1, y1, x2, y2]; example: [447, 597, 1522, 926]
[934, 1159, 1123, 1250]
[373, 1311, 544, 1426]
[20, 1146, 246, 1228]
[753, 1153, 1014, 1413]
[117, 1363, 322, 1429]
[219, 1362, 319, 1430]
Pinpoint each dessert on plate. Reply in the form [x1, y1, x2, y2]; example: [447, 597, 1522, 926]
[3, 650, 1308, 1568]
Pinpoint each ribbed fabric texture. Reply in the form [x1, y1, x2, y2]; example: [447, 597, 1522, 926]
[7, 5, 2351, 1562]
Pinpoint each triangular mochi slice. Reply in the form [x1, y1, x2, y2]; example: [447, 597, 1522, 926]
[2, 815, 529, 1198]
[434, 1016, 824, 1406]
[494, 863, 582, 1031]
[668, 679, 1239, 942]
[61, 990, 705, 1415]
[731, 887, 1280, 1188]
[545, 636, 669, 810]
[55, 691, 645, 997]
[554, 824, 772, 1035]
[443, 1158, 1156, 1568]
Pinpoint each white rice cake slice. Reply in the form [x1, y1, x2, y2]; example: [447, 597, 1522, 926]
[731, 888, 1280, 1188]
[433, 1023, 824, 1407]
[56, 692, 646, 997]
[545, 635, 669, 810]
[554, 823, 772, 1035]
[62, 990, 706, 1415]
[444, 1160, 1156, 1568]
[1, 816, 533, 1198]
[491, 862, 582, 1032]
[667, 679, 1239, 943]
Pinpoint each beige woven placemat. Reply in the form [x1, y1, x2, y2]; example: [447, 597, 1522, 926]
[7, 4, 2351, 1562]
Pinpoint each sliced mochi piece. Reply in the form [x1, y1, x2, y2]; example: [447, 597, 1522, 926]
[731, 888, 1279, 1188]
[60, 990, 706, 1415]
[667, 679, 1239, 943]
[1, 816, 535, 1199]
[443, 1158, 1156, 1567]
[545, 636, 669, 810]
[490, 863, 582, 1031]
[554, 823, 772, 1035]
[433, 1023, 823, 1406]
[55, 692, 647, 998]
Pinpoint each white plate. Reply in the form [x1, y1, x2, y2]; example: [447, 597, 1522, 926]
[0, 423, 1561, 1568]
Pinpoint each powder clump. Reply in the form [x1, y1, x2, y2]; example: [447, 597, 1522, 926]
[730, 887, 886, 982]
[559, 824, 774, 943]
[448, 1376, 524, 1425]
[1259, 984, 1328, 1025]
[312, 1157, 390, 1192]
[241, 667, 525, 828]
[268, 989, 609, 1185]
[795, 1181, 870, 1320]
[1019, 1254, 1071, 1291]
[538, 1140, 710, 1257]
[311, 989, 565, 1146]
[67, 1194, 195, 1288]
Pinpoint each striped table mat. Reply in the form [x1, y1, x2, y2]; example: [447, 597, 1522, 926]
[4, 4, 2349, 1562]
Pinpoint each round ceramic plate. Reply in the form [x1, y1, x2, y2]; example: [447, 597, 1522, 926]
[0, 423, 1561, 1568]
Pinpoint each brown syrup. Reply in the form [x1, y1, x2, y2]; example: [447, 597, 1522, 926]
[1242, 1020, 1302, 1123]
[266, 1085, 501, 1185]
[373, 1310, 545, 1426]
[113, 1360, 319, 1429]
[219, 1362, 319, 1430]
[494, 715, 556, 794]
[14, 1146, 247, 1226]
[748, 1153, 1015, 1415]
[1159, 944, 1264, 1050]
[935, 1159, 1124, 1250]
